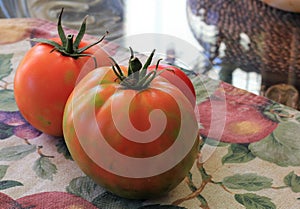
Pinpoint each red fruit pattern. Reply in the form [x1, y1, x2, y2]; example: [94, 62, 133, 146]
[17, 192, 98, 209]
[0, 192, 22, 209]
[0, 191, 98, 209]
[214, 82, 270, 106]
[0, 111, 41, 140]
[197, 82, 278, 144]
[198, 99, 278, 143]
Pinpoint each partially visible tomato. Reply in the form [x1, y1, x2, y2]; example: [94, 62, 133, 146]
[14, 9, 110, 136]
[148, 64, 196, 107]
[63, 51, 199, 199]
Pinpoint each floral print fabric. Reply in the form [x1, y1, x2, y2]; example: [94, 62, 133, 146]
[1, 18, 300, 209]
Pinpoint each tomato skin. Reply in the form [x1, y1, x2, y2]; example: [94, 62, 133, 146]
[147, 64, 196, 107]
[14, 38, 110, 136]
[63, 66, 199, 199]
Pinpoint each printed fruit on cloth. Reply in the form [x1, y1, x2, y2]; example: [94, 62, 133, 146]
[14, 9, 110, 136]
[63, 49, 199, 199]
[0, 191, 97, 209]
[197, 83, 278, 144]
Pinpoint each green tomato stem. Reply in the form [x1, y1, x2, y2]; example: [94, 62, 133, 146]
[111, 48, 162, 90]
[30, 8, 107, 65]
[66, 35, 74, 54]
[57, 8, 67, 46]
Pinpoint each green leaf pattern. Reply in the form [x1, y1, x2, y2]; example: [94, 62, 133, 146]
[191, 75, 220, 104]
[0, 165, 23, 190]
[284, 171, 300, 193]
[0, 145, 36, 161]
[55, 138, 73, 160]
[66, 176, 106, 202]
[0, 53, 13, 80]
[223, 173, 273, 191]
[33, 157, 57, 180]
[235, 193, 276, 209]
[92, 192, 144, 209]
[249, 122, 300, 167]
[0, 180, 23, 190]
[0, 122, 14, 139]
[0, 90, 18, 111]
[0, 165, 8, 180]
[222, 144, 256, 164]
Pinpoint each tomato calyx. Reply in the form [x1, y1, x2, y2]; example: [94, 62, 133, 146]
[30, 8, 108, 66]
[111, 47, 164, 90]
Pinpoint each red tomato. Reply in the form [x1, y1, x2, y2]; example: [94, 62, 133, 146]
[63, 64, 199, 199]
[14, 9, 111, 136]
[14, 37, 110, 136]
[147, 64, 196, 107]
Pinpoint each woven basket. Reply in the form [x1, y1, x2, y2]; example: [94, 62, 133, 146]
[187, 0, 300, 108]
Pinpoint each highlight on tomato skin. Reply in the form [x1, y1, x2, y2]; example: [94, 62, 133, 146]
[62, 49, 200, 199]
[13, 8, 110, 137]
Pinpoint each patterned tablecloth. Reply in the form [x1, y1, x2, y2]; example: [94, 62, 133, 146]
[1, 18, 300, 209]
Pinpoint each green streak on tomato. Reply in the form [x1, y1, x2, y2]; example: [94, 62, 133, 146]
[64, 70, 76, 84]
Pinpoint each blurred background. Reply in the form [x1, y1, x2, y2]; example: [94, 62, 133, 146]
[1, 0, 300, 109]
[0, 0, 258, 93]
[0, 1, 214, 80]
[0, 0, 198, 46]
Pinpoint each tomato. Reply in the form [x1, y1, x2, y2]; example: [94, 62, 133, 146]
[14, 9, 110, 136]
[63, 51, 199, 199]
[148, 64, 196, 107]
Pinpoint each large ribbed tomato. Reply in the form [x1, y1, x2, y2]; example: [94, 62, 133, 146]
[147, 64, 196, 107]
[63, 51, 199, 199]
[14, 9, 110, 136]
